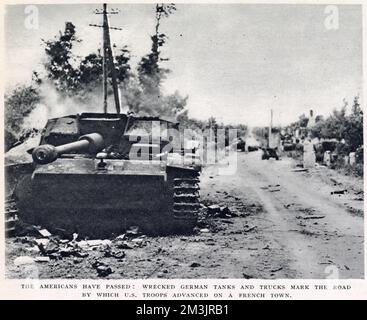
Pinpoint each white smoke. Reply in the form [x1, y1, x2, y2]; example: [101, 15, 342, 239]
[21, 82, 110, 131]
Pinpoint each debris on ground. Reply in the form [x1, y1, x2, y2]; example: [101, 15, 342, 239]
[291, 168, 308, 172]
[34, 239, 50, 247]
[331, 189, 348, 195]
[26, 245, 40, 253]
[207, 204, 220, 213]
[38, 239, 59, 255]
[270, 267, 283, 272]
[296, 215, 326, 220]
[125, 226, 140, 238]
[59, 246, 82, 258]
[190, 262, 201, 268]
[205, 204, 236, 218]
[131, 237, 147, 247]
[103, 248, 126, 260]
[73, 257, 83, 264]
[112, 232, 149, 249]
[34, 257, 50, 263]
[78, 239, 112, 250]
[260, 184, 281, 192]
[114, 240, 134, 250]
[92, 260, 113, 277]
[284, 203, 295, 209]
[38, 229, 51, 238]
[243, 225, 257, 233]
[221, 219, 233, 224]
[297, 207, 316, 215]
[206, 238, 215, 246]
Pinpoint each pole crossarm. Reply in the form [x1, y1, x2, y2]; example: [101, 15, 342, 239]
[89, 24, 123, 31]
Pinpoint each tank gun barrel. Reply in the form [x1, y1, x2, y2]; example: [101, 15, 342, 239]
[32, 133, 104, 165]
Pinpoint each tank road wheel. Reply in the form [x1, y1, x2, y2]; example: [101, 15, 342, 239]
[172, 176, 200, 233]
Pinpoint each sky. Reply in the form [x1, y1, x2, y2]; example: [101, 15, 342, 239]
[4, 3, 363, 126]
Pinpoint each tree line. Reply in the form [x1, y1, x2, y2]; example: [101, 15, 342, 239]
[287, 96, 363, 153]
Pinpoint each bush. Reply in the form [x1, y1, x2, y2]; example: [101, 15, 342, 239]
[5, 84, 40, 134]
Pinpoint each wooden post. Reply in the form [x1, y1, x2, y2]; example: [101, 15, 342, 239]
[104, 9, 121, 115]
[102, 3, 108, 113]
[90, 3, 122, 114]
[268, 109, 273, 148]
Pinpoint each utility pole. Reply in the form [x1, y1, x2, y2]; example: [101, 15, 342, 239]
[90, 3, 122, 114]
[268, 109, 273, 148]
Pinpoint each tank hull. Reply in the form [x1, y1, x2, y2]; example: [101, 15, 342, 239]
[15, 158, 199, 237]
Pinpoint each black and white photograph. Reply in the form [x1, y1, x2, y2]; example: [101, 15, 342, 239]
[2, 1, 364, 285]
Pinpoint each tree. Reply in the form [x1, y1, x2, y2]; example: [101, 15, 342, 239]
[43, 22, 132, 100]
[137, 4, 176, 95]
[320, 104, 348, 140]
[298, 114, 309, 128]
[299, 96, 362, 152]
[344, 96, 363, 150]
[126, 4, 189, 120]
[43, 22, 80, 94]
[5, 84, 41, 134]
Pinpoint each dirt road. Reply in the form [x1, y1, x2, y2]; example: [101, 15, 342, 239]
[6, 151, 364, 279]
[198, 151, 364, 279]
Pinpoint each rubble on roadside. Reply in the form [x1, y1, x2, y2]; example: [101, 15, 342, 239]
[11, 224, 150, 274]
[203, 204, 238, 219]
[91, 260, 113, 277]
[260, 184, 281, 192]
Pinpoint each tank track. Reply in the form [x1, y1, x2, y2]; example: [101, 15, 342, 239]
[173, 175, 200, 220]
[5, 195, 19, 235]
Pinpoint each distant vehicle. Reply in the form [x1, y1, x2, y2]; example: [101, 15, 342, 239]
[261, 147, 279, 160]
[245, 135, 261, 152]
[237, 137, 246, 152]
[247, 145, 259, 152]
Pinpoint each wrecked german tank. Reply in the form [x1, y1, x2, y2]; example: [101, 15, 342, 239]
[7, 4, 201, 237]
[13, 112, 201, 237]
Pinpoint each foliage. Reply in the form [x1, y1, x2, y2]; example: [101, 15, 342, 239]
[5, 84, 41, 134]
[137, 4, 176, 94]
[43, 22, 80, 93]
[43, 22, 131, 99]
[286, 96, 363, 153]
[344, 96, 363, 151]
[310, 96, 363, 151]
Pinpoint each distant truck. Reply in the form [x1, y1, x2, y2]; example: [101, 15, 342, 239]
[237, 137, 246, 152]
[261, 147, 279, 160]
